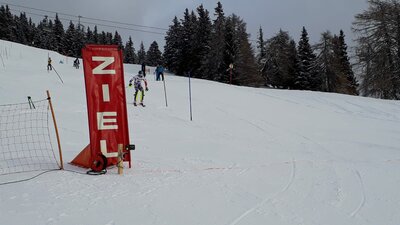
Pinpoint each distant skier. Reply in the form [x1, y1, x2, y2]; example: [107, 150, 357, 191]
[47, 57, 52, 71]
[129, 70, 149, 106]
[155, 64, 164, 81]
[73, 58, 80, 69]
[141, 62, 146, 77]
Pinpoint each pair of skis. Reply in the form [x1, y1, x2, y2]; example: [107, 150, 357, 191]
[133, 102, 145, 107]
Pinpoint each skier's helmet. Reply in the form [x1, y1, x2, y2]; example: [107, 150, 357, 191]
[138, 70, 143, 77]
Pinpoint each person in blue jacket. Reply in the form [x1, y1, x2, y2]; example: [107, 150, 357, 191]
[155, 64, 165, 81]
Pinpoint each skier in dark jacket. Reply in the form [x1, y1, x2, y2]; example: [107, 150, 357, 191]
[129, 71, 148, 106]
[47, 57, 52, 71]
[73, 58, 80, 69]
[141, 62, 146, 77]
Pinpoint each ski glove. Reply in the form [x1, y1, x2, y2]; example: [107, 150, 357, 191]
[129, 83, 132, 87]
[145, 87, 149, 91]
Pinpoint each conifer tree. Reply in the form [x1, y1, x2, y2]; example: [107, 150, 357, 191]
[194, 4, 212, 79]
[137, 41, 147, 64]
[146, 41, 163, 66]
[179, 9, 198, 75]
[0, 5, 7, 40]
[27, 17, 36, 46]
[263, 30, 297, 88]
[99, 31, 107, 44]
[113, 31, 123, 49]
[93, 26, 99, 44]
[74, 26, 85, 57]
[124, 36, 136, 64]
[86, 27, 94, 44]
[14, 12, 29, 45]
[296, 26, 321, 90]
[257, 26, 267, 65]
[46, 19, 56, 51]
[52, 14, 64, 53]
[34, 16, 53, 50]
[63, 21, 77, 56]
[315, 31, 337, 92]
[0, 5, 14, 41]
[106, 32, 113, 44]
[204, 1, 226, 81]
[164, 16, 182, 74]
[337, 30, 358, 95]
[232, 15, 263, 86]
[287, 39, 300, 88]
[223, 15, 238, 78]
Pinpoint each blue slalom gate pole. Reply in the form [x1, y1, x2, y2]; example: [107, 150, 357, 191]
[188, 71, 193, 121]
[163, 76, 168, 107]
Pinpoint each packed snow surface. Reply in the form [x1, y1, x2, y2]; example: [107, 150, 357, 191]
[1, 40, 400, 225]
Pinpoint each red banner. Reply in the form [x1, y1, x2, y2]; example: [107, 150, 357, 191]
[82, 45, 131, 167]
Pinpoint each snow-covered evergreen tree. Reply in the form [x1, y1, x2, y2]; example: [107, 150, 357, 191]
[263, 30, 297, 88]
[62, 21, 77, 56]
[33, 16, 53, 51]
[26, 17, 36, 46]
[296, 26, 321, 91]
[257, 26, 267, 65]
[13, 12, 29, 45]
[52, 14, 64, 54]
[0, 5, 14, 41]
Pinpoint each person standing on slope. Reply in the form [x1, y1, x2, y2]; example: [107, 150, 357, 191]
[47, 57, 52, 71]
[74, 57, 80, 69]
[141, 62, 146, 77]
[129, 70, 149, 106]
[155, 64, 165, 81]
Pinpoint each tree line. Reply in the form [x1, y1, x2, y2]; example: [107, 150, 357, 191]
[1, 1, 400, 99]
[163, 2, 358, 94]
[164, 3, 263, 86]
[257, 27, 358, 95]
[0, 4, 163, 66]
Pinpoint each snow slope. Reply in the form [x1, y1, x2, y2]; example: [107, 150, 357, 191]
[1, 40, 400, 225]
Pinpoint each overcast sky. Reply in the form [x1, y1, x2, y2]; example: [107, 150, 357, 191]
[4, 0, 369, 51]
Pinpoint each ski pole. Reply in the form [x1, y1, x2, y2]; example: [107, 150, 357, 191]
[188, 71, 193, 121]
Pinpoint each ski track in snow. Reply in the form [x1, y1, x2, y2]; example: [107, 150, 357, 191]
[350, 169, 366, 218]
[228, 160, 296, 225]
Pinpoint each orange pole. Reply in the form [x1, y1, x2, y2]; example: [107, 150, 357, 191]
[118, 144, 123, 175]
[46, 90, 64, 170]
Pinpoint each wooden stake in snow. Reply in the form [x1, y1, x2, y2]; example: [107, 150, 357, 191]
[118, 144, 123, 175]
